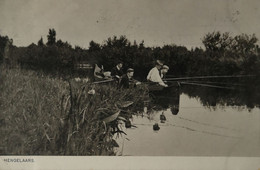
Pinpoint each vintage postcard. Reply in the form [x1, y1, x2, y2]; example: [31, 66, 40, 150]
[0, 0, 260, 169]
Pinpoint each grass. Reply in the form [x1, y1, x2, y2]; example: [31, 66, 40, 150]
[0, 65, 148, 155]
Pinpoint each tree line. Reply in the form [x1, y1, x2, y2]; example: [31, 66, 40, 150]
[1, 29, 260, 80]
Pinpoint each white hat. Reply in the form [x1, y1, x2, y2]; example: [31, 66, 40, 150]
[162, 65, 169, 70]
[156, 60, 163, 66]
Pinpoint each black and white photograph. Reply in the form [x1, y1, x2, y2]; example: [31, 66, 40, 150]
[0, 0, 260, 169]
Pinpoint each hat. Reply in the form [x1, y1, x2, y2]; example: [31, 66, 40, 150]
[127, 68, 134, 72]
[156, 60, 163, 66]
[162, 65, 169, 70]
[117, 60, 123, 65]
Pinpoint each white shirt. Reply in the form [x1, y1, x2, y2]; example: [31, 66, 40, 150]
[147, 67, 167, 86]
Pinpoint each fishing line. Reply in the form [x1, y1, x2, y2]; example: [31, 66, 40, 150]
[180, 82, 237, 90]
[132, 123, 241, 139]
[174, 80, 246, 86]
[178, 116, 239, 132]
[164, 75, 255, 81]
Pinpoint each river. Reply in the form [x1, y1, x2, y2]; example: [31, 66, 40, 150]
[115, 85, 260, 156]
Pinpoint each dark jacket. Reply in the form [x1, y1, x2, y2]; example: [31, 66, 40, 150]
[119, 74, 130, 88]
[111, 66, 123, 77]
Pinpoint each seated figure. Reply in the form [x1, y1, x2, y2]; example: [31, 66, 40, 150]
[94, 64, 111, 80]
[147, 60, 168, 87]
[119, 68, 141, 88]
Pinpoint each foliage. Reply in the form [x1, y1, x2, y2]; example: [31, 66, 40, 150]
[0, 66, 148, 155]
[0, 65, 69, 154]
[0, 35, 13, 63]
[47, 28, 56, 46]
[37, 37, 44, 46]
[1, 30, 260, 80]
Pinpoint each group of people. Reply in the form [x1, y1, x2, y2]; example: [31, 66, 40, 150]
[94, 60, 169, 89]
[110, 62, 141, 89]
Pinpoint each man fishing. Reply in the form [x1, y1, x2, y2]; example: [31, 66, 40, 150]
[119, 68, 141, 88]
[160, 65, 169, 79]
[111, 61, 124, 82]
[147, 60, 168, 87]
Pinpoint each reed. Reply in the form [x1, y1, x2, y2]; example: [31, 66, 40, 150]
[0, 65, 148, 155]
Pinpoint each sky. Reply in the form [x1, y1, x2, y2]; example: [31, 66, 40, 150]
[0, 0, 260, 49]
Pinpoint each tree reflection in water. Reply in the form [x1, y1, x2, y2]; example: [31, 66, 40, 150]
[180, 78, 260, 110]
[147, 78, 260, 113]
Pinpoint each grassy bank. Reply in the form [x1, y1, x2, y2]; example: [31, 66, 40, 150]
[0, 65, 148, 155]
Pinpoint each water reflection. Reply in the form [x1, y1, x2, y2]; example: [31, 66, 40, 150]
[115, 83, 260, 156]
[115, 92, 260, 156]
[149, 86, 180, 115]
[180, 84, 260, 110]
[147, 81, 260, 113]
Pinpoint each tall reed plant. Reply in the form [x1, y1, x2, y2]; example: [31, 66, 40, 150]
[0, 65, 148, 155]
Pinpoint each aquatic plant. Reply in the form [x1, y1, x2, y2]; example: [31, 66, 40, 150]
[0, 65, 148, 155]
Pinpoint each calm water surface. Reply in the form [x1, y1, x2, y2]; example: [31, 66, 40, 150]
[115, 88, 260, 156]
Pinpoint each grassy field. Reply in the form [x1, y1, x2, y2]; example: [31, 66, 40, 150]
[0, 65, 148, 155]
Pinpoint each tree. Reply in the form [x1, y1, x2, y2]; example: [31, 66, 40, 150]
[139, 40, 145, 49]
[37, 37, 44, 46]
[74, 45, 84, 52]
[47, 29, 56, 46]
[202, 32, 258, 58]
[89, 40, 101, 52]
[56, 39, 72, 49]
[0, 35, 13, 63]
[202, 31, 233, 53]
[103, 35, 130, 48]
[232, 34, 258, 55]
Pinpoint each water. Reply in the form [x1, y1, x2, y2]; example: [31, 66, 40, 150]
[115, 86, 260, 156]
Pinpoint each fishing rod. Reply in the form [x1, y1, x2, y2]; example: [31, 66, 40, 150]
[89, 74, 252, 87]
[91, 79, 115, 84]
[180, 81, 237, 90]
[178, 80, 246, 86]
[163, 75, 256, 81]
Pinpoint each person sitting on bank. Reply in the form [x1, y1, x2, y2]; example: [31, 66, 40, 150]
[94, 64, 112, 80]
[147, 60, 168, 87]
[94, 64, 105, 79]
[111, 61, 124, 82]
[160, 65, 169, 79]
[119, 68, 141, 88]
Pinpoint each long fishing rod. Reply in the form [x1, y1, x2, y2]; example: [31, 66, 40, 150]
[180, 81, 237, 90]
[164, 75, 256, 81]
[91, 79, 115, 84]
[89, 74, 252, 86]
[178, 80, 246, 86]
